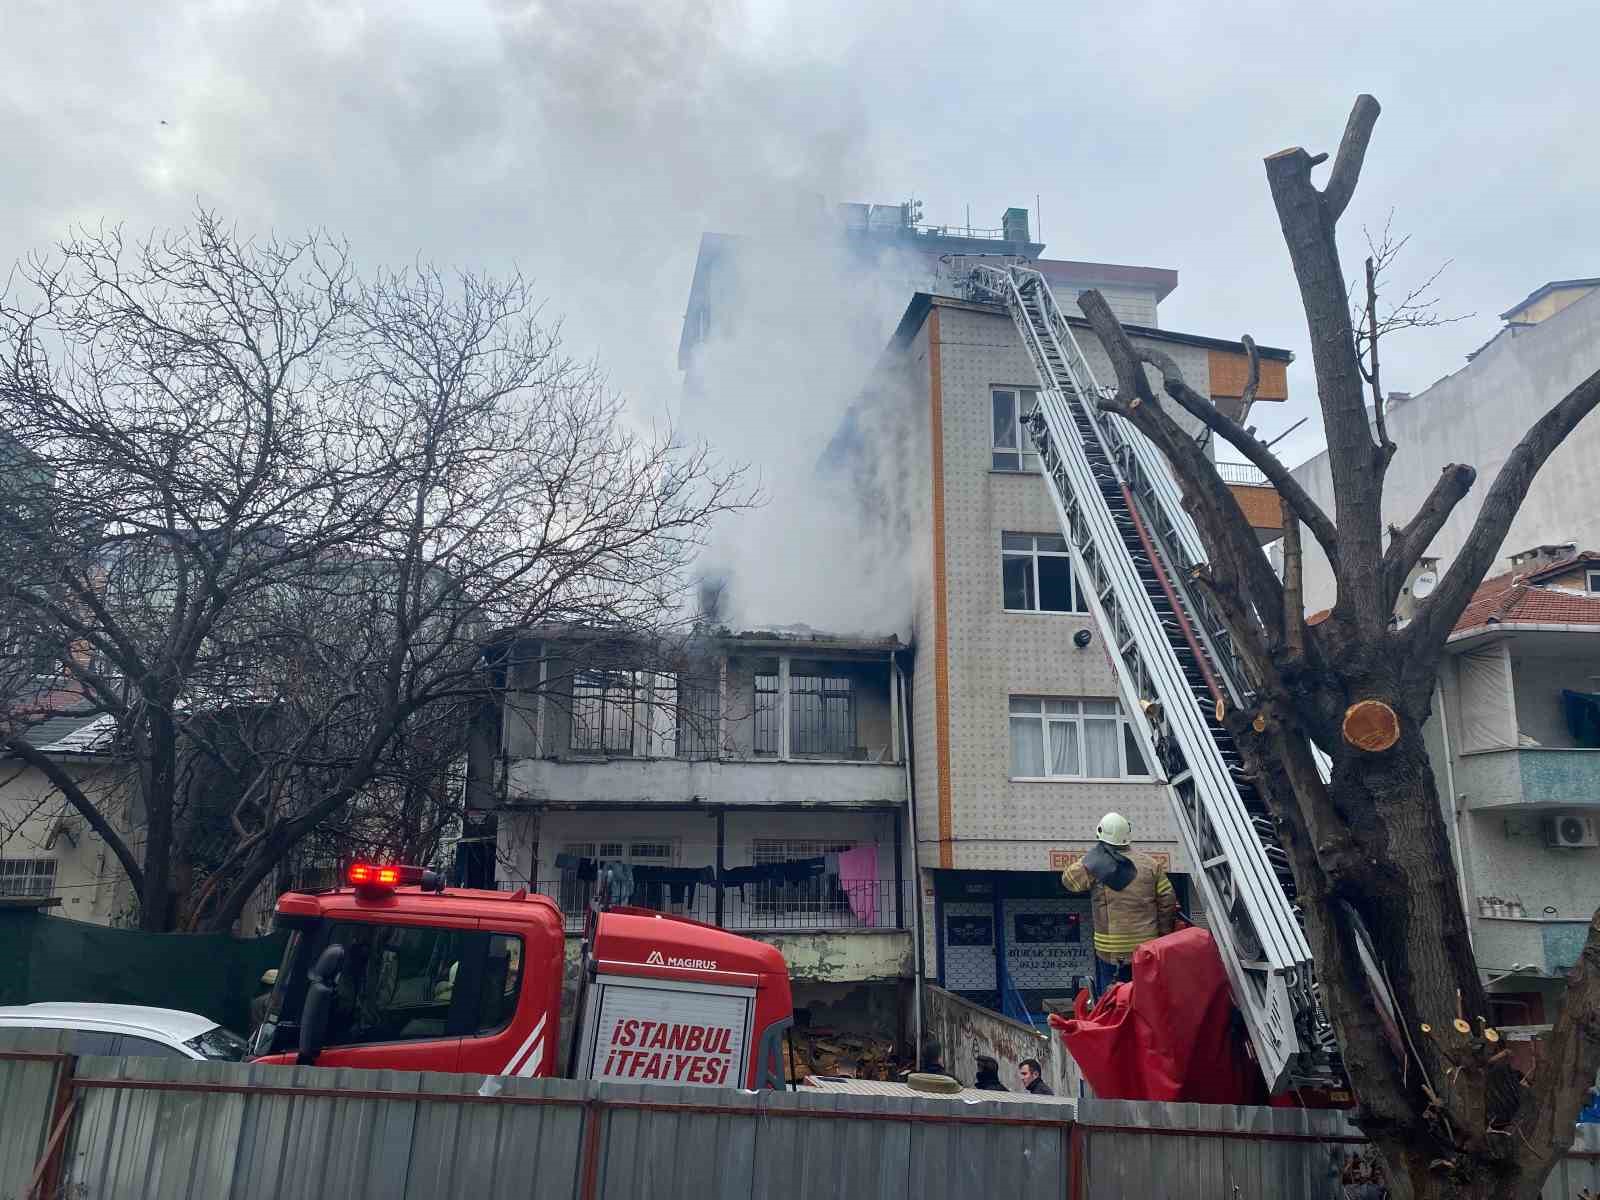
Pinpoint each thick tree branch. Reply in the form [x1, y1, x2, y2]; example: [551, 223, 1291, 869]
[1382, 463, 1476, 614]
[1282, 502, 1305, 658]
[1136, 341, 1340, 573]
[1079, 290, 1284, 650]
[1408, 364, 1600, 654]
[1265, 95, 1387, 631]
[1323, 94, 1382, 222]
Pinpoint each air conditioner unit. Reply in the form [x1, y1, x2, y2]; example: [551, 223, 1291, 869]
[1544, 814, 1599, 848]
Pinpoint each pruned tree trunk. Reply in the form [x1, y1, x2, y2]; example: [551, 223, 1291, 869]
[1076, 95, 1600, 1200]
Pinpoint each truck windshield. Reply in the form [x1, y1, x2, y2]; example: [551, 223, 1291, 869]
[185, 1026, 250, 1061]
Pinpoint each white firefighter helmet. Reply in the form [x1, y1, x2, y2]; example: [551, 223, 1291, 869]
[1096, 811, 1132, 848]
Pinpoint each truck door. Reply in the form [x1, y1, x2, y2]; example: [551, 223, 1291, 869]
[301, 918, 477, 1072]
[576, 975, 755, 1088]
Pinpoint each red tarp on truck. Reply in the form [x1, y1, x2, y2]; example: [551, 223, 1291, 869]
[1048, 927, 1266, 1105]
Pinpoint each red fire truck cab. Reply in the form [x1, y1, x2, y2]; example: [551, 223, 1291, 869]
[251, 865, 793, 1089]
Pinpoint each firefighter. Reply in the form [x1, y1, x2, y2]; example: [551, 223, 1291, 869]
[1059, 812, 1176, 997]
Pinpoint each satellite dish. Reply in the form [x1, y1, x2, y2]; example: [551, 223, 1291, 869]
[1411, 570, 1438, 600]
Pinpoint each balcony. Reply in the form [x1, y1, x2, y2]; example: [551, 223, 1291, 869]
[505, 879, 908, 936]
[1217, 462, 1281, 544]
[1456, 747, 1600, 810]
[1472, 915, 1595, 978]
[503, 755, 906, 810]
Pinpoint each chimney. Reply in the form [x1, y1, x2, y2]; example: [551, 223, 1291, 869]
[1002, 207, 1031, 245]
[1385, 391, 1411, 411]
[1508, 542, 1578, 573]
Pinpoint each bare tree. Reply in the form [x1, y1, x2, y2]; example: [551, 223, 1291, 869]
[0, 212, 747, 933]
[1075, 96, 1600, 1200]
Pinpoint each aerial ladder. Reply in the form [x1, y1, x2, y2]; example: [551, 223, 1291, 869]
[955, 260, 1341, 1092]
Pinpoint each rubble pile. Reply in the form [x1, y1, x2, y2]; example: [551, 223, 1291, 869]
[784, 1028, 904, 1080]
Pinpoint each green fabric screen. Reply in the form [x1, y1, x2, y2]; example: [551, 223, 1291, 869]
[0, 910, 287, 1035]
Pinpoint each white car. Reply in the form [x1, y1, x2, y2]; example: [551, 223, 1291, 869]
[0, 1003, 249, 1061]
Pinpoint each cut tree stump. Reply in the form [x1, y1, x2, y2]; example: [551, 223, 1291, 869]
[1343, 699, 1400, 752]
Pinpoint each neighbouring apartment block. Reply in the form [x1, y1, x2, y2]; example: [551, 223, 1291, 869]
[473, 627, 915, 1035]
[1418, 545, 1600, 1020]
[1287, 277, 1600, 1013]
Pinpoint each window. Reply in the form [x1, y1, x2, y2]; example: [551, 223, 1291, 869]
[1008, 698, 1149, 780]
[571, 670, 684, 757]
[61, 1031, 120, 1057]
[118, 1036, 188, 1060]
[790, 670, 856, 757]
[749, 838, 853, 921]
[322, 921, 466, 1047]
[556, 840, 674, 916]
[992, 388, 1041, 472]
[0, 858, 57, 898]
[753, 668, 780, 756]
[476, 934, 523, 1035]
[1002, 533, 1086, 613]
[571, 671, 636, 754]
[1587, 569, 1600, 594]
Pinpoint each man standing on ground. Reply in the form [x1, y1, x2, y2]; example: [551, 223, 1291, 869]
[1059, 812, 1176, 997]
[1019, 1058, 1053, 1095]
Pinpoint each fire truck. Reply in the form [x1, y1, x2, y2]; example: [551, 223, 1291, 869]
[250, 863, 793, 1090]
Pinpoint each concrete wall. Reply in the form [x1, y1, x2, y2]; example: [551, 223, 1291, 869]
[1291, 287, 1600, 610]
[922, 983, 1077, 1096]
[0, 761, 129, 924]
[503, 758, 905, 809]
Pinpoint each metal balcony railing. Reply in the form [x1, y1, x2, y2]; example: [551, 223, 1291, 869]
[1215, 461, 1270, 486]
[498, 879, 907, 935]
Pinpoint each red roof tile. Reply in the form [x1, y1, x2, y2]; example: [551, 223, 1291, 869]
[1452, 560, 1600, 636]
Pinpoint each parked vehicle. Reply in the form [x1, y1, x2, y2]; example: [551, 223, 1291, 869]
[251, 863, 794, 1089]
[0, 1002, 249, 1061]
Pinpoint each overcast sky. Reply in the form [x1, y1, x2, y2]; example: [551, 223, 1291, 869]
[4, 0, 1595, 474]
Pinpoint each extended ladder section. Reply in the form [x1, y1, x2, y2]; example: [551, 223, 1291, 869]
[956, 260, 1339, 1091]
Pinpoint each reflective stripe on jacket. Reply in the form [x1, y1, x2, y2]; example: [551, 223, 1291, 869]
[1060, 849, 1177, 964]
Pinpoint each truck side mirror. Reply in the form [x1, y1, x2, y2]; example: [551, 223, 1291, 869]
[297, 944, 345, 1065]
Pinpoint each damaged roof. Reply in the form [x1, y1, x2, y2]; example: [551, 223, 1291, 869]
[890, 292, 1293, 363]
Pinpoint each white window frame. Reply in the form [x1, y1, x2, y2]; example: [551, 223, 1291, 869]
[991, 388, 1041, 472]
[1007, 697, 1151, 782]
[0, 857, 58, 898]
[1586, 569, 1600, 594]
[1001, 533, 1088, 614]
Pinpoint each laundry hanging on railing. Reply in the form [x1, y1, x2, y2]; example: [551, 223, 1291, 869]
[836, 845, 878, 926]
[631, 865, 717, 906]
[715, 858, 824, 898]
[553, 853, 598, 881]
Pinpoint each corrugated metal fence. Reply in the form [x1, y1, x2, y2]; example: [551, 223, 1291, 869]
[3, 1037, 1596, 1200]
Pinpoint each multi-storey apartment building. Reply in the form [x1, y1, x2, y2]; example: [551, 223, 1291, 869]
[843, 288, 1288, 1018]
[476, 626, 916, 1035]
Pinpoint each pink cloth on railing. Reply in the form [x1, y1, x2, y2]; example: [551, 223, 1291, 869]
[838, 845, 878, 926]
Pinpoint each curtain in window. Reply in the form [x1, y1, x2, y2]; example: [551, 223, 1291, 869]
[1082, 709, 1120, 777]
[1048, 719, 1079, 775]
[1010, 716, 1045, 776]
